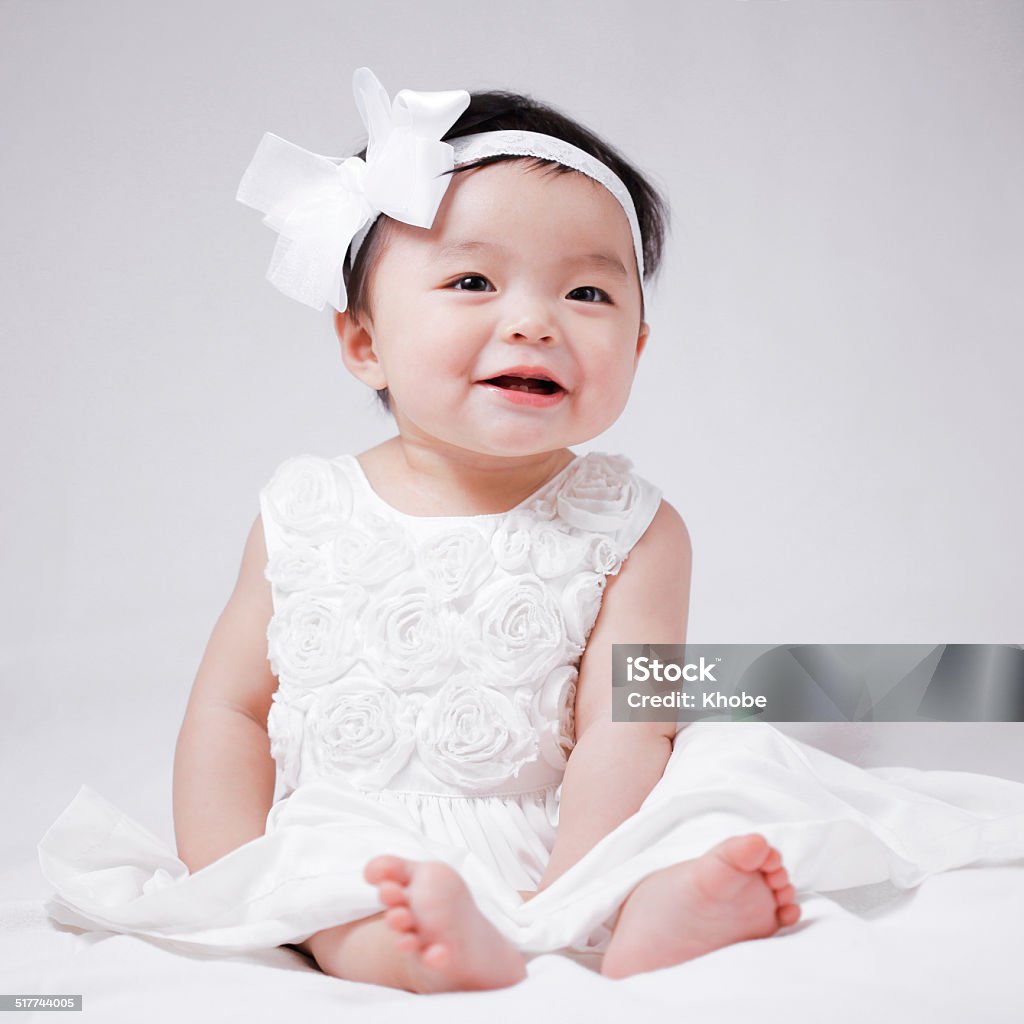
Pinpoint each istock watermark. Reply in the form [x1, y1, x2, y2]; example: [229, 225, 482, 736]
[612, 644, 1024, 723]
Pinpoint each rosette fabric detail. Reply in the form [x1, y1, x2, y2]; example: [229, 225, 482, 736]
[258, 451, 663, 797]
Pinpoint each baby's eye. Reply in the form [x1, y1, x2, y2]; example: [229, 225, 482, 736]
[569, 286, 611, 304]
[450, 275, 493, 292]
[448, 277, 611, 303]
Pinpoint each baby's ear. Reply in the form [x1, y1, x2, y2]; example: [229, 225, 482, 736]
[336, 309, 387, 390]
[634, 321, 651, 365]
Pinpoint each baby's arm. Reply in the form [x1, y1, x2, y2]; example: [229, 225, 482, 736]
[172, 515, 279, 873]
[533, 501, 691, 894]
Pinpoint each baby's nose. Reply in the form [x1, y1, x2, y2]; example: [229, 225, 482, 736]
[501, 309, 557, 345]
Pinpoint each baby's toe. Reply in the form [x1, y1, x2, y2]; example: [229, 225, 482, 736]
[718, 834, 772, 873]
[765, 867, 790, 890]
[761, 847, 783, 873]
[422, 942, 450, 969]
[778, 903, 801, 927]
[377, 880, 408, 908]
[774, 884, 796, 906]
[364, 854, 412, 886]
[385, 905, 416, 933]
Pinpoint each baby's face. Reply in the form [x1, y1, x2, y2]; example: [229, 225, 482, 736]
[348, 159, 648, 459]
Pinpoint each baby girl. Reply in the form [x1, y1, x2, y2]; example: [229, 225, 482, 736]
[40, 67, 800, 993]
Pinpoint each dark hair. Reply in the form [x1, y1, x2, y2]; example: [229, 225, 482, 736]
[342, 89, 671, 414]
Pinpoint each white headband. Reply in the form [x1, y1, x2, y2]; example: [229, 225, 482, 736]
[236, 67, 645, 313]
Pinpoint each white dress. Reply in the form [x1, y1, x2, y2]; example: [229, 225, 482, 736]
[37, 451, 1024, 959]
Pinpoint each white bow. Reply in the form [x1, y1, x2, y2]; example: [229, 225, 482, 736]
[236, 67, 470, 312]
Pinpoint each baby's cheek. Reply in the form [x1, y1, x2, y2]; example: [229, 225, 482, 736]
[390, 353, 442, 393]
[591, 370, 635, 414]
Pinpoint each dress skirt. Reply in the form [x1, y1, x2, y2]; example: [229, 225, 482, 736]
[38, 723, 1024, 957]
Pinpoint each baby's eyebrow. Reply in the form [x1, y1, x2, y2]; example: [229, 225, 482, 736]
[437, 239, 628, 279]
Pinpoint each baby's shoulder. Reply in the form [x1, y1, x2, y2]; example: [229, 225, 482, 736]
[629, 497, 691, 565]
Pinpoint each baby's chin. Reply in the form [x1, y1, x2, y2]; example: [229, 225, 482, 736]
[388, 390, 628, 458]
[445, 440, 576, 462]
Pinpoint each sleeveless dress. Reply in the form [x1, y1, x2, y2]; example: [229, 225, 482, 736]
[36, 451, 1024, 960]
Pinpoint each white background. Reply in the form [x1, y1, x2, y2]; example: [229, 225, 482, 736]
[1, 1, 1021, 874]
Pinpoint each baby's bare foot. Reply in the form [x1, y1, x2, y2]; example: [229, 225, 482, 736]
[601, 834, 801, 979]
[363, 855, 526, 993]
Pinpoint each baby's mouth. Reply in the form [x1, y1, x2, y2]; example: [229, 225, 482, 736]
[481, 375, 565, 396]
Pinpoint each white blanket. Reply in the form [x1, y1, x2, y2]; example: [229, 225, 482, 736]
[7, 723, 1024, 1021]
[2, 866, 1022, 1023]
